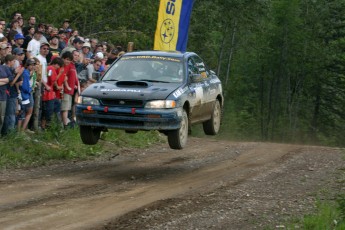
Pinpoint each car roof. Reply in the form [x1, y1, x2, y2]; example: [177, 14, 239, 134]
[123, 50, 195, 59]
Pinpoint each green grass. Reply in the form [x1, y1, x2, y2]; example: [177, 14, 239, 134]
[300, 201, 345, 230]
[0, 125, 164, 169]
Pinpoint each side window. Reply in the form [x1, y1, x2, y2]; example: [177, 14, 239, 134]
[192, 56, 209, 79]
[188, 58, 198, 75]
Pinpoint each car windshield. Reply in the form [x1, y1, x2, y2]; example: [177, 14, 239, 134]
[102, 55, 184, 83]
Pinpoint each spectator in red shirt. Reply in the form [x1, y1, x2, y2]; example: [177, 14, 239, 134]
[41, 57, 63, 129]
[60, 51, 78, 128]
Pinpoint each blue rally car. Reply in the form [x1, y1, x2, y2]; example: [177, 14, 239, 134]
[76, 51, 224, 149]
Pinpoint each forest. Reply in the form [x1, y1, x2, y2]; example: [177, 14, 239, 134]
[1, 0, 344, 147]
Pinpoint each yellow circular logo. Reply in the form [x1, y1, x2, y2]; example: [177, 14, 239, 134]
[160, 19, 175, 44]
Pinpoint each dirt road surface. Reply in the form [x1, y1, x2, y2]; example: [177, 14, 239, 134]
[0, 137, 344, 230]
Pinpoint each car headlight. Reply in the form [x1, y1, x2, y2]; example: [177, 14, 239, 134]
[77, 96, 100, 105]
[145, 100, 176, 109]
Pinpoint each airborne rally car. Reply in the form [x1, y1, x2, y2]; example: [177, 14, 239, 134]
[76, 51, 223, 149]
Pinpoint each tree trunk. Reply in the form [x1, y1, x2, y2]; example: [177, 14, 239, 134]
[225, 20, 237, 86]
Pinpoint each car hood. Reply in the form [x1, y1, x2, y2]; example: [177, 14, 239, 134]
[81, 81, 182, 100]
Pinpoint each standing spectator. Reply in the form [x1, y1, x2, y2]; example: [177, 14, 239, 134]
[37, 23, 49, 44]
[45, 24, 54, 41]
[16, 17, 24, 35]
[93, 43, 103, 54]
[81, 42, 93, 59]
[60, 51, 78, 128]
[36, 42, 49, 89]
[41, 57, 64, 129]
[17, 58, 35, 133]
[61, 19, 71, 32]
[72, 49, 85, 73]
[60, 37, 84, 57]
[90, 38, 98, 55]
[67, 30, 79, 46]
[50, 27, 59, 39]
[58, 30, 67, 50]
[26, 30, 42, 58]
[0, 59, 11, 133]
[30, 57, 41, 131]
[0, 20, 5, 39]
[12, 47, 25, 69]
[78, 58, 102, 85]
[0, 42, 10, 64]
[1, 54, 24, 135]
[6, 12, 21, 27]
[12, 33, 25, 50]
[23, 16, 36, 36]
[7, 20, 19, 45]
[106, 49, 119, 65]
[23, 26, 35, 49]
[47, 35, 61, 63]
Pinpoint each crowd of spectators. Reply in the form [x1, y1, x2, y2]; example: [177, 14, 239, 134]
[0, 12, 125, 135]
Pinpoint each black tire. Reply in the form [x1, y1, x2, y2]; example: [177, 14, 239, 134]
[168, 110, 188, 149]
[203, 100, 221, 135]
[80, 125, 101, 145]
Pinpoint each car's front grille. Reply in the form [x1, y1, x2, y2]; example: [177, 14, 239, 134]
[100, 99, 144, 107]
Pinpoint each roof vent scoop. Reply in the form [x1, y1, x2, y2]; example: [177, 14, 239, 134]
[116, 81, 151, 88]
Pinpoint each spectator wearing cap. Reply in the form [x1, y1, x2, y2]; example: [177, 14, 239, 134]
[7, 20, 19, 46]
[12, 47, 25, 69]
[12, 33, 25, 50]
[60, 37, 84, 57]
[0, 42, 10, 64]
[1, 54, 24, 135]
[36, 42, 50, 89]
[23, 16, 36, 36]
[17, 58, 36, 133]
[106, 49, 119, 65]
[47, 35, 61, 63]
[81, 42, 93, 59]
[26, 30, 42, 58]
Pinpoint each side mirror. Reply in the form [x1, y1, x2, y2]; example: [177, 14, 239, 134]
[190, 73, 203, 83]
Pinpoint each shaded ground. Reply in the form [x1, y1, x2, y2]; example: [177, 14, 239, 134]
[0, 137, 344, 230]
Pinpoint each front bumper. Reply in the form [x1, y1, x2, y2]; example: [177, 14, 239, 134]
[76, 105, 183, 130]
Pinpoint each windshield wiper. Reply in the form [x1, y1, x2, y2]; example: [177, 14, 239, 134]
[138, 79, 170, 83]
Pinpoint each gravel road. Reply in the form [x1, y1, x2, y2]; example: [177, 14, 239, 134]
[0, 137, 344, 230]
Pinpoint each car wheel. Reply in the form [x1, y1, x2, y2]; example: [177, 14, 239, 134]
[203, 100, 221, 135]
[80, 125, 101, 145]
[168, 109, 188, 149]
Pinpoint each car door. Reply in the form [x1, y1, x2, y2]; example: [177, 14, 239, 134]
[187, 55, 212, 122]
[192, 55, 215, 120]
